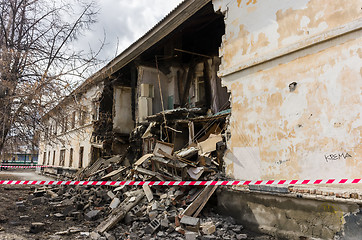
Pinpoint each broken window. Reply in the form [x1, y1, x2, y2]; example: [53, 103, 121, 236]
[79, 146, 84, 168]
[69, 148, 74, 167]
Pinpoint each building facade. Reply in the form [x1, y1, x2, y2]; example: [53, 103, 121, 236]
[38, 1, 361, 238]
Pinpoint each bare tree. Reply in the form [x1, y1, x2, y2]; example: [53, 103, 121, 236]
[0, 0, 104, 154]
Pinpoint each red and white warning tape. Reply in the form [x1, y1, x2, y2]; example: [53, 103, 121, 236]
[0, 179, 360, 186]
[1, 165, 50, 168]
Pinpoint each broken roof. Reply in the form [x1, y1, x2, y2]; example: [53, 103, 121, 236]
[43, 0, 211, 119]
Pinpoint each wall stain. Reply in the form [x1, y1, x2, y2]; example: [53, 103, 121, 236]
[276, 0, 361, 47]
[226, 37, 361, 179]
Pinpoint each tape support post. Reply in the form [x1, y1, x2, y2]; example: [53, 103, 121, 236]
[0, 179, 360, 186]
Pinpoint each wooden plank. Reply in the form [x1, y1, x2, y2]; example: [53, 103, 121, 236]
[134, 153, 153, 166]
[142, 185, 154, 202]
[89, 165, 111, 177]
[101, 166, 127, 180]
[96, 190, 144, 233]
[192, 185, 218, 217]
[182, 186, 213, 216]
[135, 167, 157, 177]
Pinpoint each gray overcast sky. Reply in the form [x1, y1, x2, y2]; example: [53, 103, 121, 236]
[75, 0, 184, 62]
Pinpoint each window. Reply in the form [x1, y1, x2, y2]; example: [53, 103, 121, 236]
[92, 101, 100, 121]
[52, 151, 56, 165]
[61, 116, 68, 133]
[71, 111, 76, 129]
[43, 152, 46, 165]
[47, 152, 50, 165]
[59, 149, 65, 166]
[79, 109, 86, 126]
[54, 121, 57, 135]
[79, 147, 84, 168]
[69, 148, 73, 167]
[64, 116, 68, 132]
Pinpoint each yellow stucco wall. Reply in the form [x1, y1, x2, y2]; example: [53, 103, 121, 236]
[214, 0, 362, 180]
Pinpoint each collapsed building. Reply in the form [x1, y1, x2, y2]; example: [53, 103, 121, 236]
[38, 0, 362, 239]
[39, 0, 228, 176]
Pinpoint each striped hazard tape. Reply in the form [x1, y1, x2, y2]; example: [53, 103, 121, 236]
[1, 165, 51, 168]
[0, 179, 360, 186]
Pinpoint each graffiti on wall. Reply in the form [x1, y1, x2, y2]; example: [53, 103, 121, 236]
[324, 153, 352, 162]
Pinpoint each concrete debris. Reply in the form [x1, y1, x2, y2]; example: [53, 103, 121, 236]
[16, 201, 26, 212]
[180, 215, 200, 226]
[22, 179, 249, 239]
[29, 222, 45, 233]
[107, 191, 116, 199]
[90, 231, 101, 240]
[185, 231, 199, 240]
[145, 219, 161, 234]
[103, 231, 116, 240]
[109, 198, 120, 209]
[201, 222, 216, 235]
[85, 210, 101, 221]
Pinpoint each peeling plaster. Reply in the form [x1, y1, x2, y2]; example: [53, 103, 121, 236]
[216, 0, 362, 74]
[214, 0, 362, 180]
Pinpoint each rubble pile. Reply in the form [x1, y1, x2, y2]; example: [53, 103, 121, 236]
[30, 111, 268, 239]
[26, 181, 250, 239]
[29, 126, 254, 239]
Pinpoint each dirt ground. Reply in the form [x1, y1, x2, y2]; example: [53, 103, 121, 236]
[0, 169, 94, 240]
